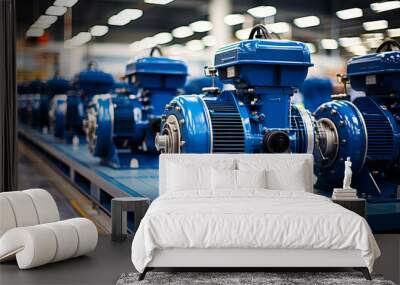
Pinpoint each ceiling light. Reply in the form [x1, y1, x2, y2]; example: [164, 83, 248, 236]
[140, 37, 157, 49]
[36, 15, 58, 25]
[31, 21, 52, 29]
[172, 26, 193, 38]
[388, 28, 400, 37]
[166, 44, 184, 56]
[336, 8, 363, 20]
[371, 1, 400, 12]
[235, 28, 252, 40]
[347, 45, 368, 56]
[267, 22, 291, 34]
[118, 9, 143, 21]
[46, 6, 67, 16]
[153, 32, 173, 44]
[66, 32, 91, 47]
[224, 14, 245, 26]
[247, 6, 276, 18]
[321, 39, 338, 50]
[190, 21, 213, 33]
[186, 39, 204, 51]
[202, 35, 216, 47]
[338, 37, 362, 47]
[365, 38, 382, 48]
[26, 28, 44, 37]
[362, 33, 384, 39]
[53, 0, 78, 8]
[90, 25, 109, 37]
[294, 16, 320, 28]
[363, 20, 388, 31]
[144, 0, 175, 4]
[305, 43, 316, 53]
[108, 15, 130, 26]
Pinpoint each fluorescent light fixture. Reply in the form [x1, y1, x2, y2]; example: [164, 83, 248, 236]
[305, 43, 316, 53]
[371, 1, 400, 12]
[347, 45, 368, 56]
[36, 15, 58, 25]
[336, 8, 363, 20]
[321, 39, 338, 49]
[247, 6, 276, 18]
[46, 6, 67, 16]
[365, 38, 382, 48]
[144, 0, 175, 4]
[186, 39, 204, 51]
[235, 28, 251, 40]
[388, 28, 400, 37]
[118, 9, 143, 21]
[90, 25, 109, 37]
[172, 26, 193, 38]
[140, 37, 157, 49]
[190, 21, 213, 33]
[153, 32, 173, 44]
[362, 20, 388, 31]
[66, 32, 92, 47]
[108, 15, 130, 26]
[166, 44, 184, 56]
[338, 37, 362, 47]
[224, 14, 245, 26]
[53, 0, 78, 8]
[202, 35, 216, 47]
[31, 21, 52, 29]
[26, 28, 44, 37]
[294, 16, 320, 28]
[362, 33, 384, 39]
[267, 22, 291, 34]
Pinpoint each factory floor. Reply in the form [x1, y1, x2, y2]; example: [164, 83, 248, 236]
[4, 140, 399, 285]
[17, 140, 111, 233]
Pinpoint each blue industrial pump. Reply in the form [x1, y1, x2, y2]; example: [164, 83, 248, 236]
[300, 77, 333, 112]
[62, 62, 114, 143]
[313, 39, 400, 202]
[85, 48, 187, 168]
[17, 82, 31, 125]
[184, 76, 223, 95]
[156, 25, 315, 154]
[27, 79, 48, 130]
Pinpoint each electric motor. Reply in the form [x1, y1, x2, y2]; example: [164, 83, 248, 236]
[157, 25, 314, 155]
[314, 40, 400, 198]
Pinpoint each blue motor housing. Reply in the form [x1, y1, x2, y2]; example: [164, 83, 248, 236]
[125, 50, 188, 153]
[184, 76, 223, 94]
[314, 40, 400, 200]
[156, 26, 314, 155]
[300, 77, 333, 112]
[86, 90, 144, 168]
[27, 80, 48, 130]
[17, 82, 31, 124]
[62, 64, 114, 143]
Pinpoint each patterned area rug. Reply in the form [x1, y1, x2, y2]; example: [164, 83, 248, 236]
[117, 271, 395, 285]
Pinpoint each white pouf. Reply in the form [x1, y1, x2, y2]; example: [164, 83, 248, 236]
[23, 189, 60, 223]
[0, 218, 98, 269]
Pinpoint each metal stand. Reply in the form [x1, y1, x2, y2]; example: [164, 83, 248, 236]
[111, 197, 150, 242]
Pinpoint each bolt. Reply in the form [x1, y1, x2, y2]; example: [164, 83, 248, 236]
[180, 141, 186, 146]
[339, 120, 344, 126]
[340, 157, 344, 161]
[179, 119, 185, 125]
[330, 109, 337, 115]
[165, 104, 171, 109]
[161, 114, 167, 120]
[342, 139, 347, 144]
[175, 106, 181, 112]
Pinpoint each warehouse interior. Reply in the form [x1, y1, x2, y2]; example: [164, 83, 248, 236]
[1, 0, 400, 284]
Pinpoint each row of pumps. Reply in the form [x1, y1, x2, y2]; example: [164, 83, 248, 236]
[18, 25, 400, 203]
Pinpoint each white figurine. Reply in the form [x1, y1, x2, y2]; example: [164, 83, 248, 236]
[343, 157, 353, 190]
